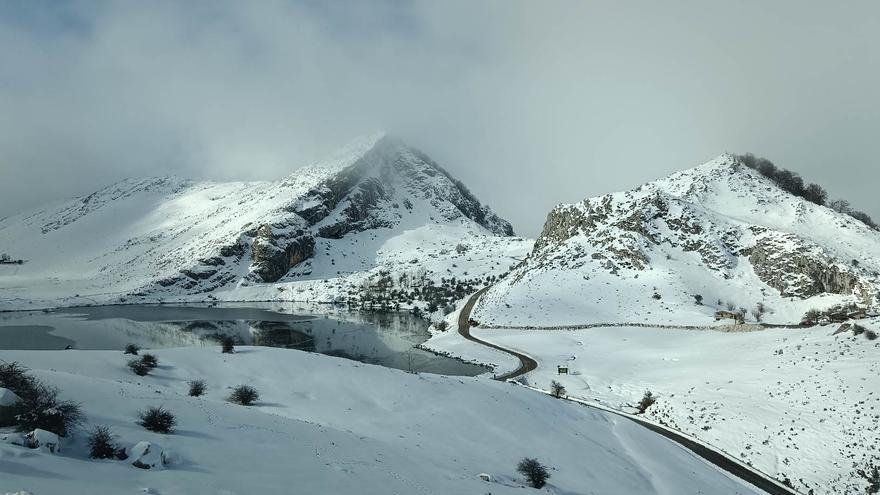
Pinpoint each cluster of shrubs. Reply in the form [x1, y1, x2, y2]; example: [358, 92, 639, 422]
[857, 463, 880, 494]
[3, 340, 262, 461]
[737, 153, 877, 229]
[130, 383, 257, 435]
[86, 407, 178, 459]
[802, 303, 867, 325]
[85, 378, 255, 460]
[0, 361, 83, 437]
[127, 353, 159, 376]
[356, 271, 507, 316]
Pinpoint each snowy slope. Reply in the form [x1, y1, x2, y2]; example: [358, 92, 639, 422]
[475, 154, 880, 327]
[0, 134, 530, 311]
[464, 319, 880, 495]
[0, 347, 760, 495]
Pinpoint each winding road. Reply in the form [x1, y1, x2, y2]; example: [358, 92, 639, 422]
[457, 288, 801, 495]
[457, 287, 537, 381]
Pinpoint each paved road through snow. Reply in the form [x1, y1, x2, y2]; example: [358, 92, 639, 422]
[457, 287, 537, 381]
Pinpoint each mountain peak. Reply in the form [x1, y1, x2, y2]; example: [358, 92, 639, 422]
[287, 133, 515, 239]
[640, 153, 769, 200]
[288, 132, 388, 179]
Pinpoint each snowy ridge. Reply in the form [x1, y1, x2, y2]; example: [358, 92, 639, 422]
[475, 154, 880, 328]
[0, 135, 526, 310]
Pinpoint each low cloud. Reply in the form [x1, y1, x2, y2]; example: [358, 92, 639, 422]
[1, 1, 878, 235]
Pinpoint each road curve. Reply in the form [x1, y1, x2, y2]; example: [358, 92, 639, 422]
[457, 287, 537, 381]
[457, 287, 801, 495]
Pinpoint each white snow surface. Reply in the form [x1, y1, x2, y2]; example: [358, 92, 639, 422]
[0, 347, 759, 495]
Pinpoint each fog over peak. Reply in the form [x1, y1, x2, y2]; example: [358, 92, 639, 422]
[1, 1, 878, 236]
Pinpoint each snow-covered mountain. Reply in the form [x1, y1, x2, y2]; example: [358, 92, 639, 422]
[0, 134, 531, 310]
[474, 153, 880, 327]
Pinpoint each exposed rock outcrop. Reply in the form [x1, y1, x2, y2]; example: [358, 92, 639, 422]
[250, 223, 315, 283]
[24, 429, 61, 453]
[749, 235, 863, 298]
[127, 441, 176, 470]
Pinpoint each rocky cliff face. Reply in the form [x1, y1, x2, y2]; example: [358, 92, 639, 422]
[747, 235, 865, 298]
[249, 223, 315, 283]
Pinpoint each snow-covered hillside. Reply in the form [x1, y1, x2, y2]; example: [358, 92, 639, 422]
[0, 347, 761, 495]
[474, 154, 880, 327]
[0, 134, 531, 311]
[461, 319, 880, 495]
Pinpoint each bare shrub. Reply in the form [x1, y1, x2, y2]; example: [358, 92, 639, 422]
[637, 390, 657, 414]
[229, 385, 259, 406]
[517, 457, 551, 489]
[127, 359, 151, 376]
[138, 406, 176, 433]
[220, 336, 235, 354]
[1, 361, 83, 436]
[188, 379, 207, 397]
[88, 425, 119, 459]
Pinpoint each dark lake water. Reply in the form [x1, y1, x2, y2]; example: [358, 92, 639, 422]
[0, 304, 487, 376]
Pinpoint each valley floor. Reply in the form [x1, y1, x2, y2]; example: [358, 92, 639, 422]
[0, 346, 758, 495]
[425, 319, 880, 495]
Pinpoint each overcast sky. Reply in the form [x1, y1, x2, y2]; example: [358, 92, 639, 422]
[1, 1, 878, 236]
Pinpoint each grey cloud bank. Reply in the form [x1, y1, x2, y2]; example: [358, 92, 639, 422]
[1, 1, 878, 236]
